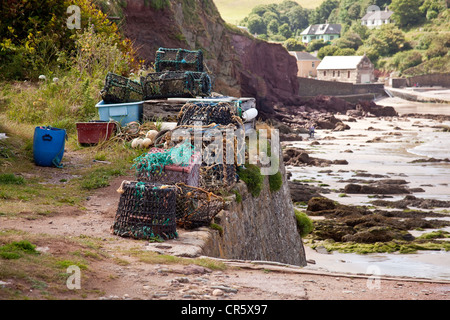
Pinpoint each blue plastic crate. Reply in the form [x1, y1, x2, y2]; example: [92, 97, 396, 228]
[96, 100, 143, 126]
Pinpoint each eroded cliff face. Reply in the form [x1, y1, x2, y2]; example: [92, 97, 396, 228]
[124, 0, 300, 116]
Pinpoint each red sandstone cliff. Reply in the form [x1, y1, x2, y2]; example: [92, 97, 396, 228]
[123, 0, 300, 116]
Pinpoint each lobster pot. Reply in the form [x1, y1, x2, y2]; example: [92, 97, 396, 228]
[199, 127, 237, 190]
[101, 72, 143, 104]
[136, 148, 200, 187]
[175, 184, 224, 229]
[155, 48, 204, 72]
[141, 71, 211, 100]
[112, 182, 177, 240]
[177, 102, 239, 127]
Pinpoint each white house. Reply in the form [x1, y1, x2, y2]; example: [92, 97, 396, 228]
[361, 7, 394, 28]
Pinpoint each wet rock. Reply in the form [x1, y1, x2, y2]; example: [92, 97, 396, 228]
[289, 181, 330, 203]
[342, 226, 407, 243]
[343, 183, 411, 195]
[307, 197, 336, 212]
[372, 195, 450, 209]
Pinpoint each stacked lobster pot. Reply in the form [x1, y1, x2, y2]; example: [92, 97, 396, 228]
[175, 101, 243, 191]
[141, 48, 212, 100]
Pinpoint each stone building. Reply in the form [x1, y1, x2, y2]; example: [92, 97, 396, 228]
[288, 51, 321, 78]
[316, 55, 374, 84]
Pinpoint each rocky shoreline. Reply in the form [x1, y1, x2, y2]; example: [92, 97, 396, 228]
[277, 99, 450, 257]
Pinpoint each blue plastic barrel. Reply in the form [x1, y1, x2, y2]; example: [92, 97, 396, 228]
[33, 126, 66, 168]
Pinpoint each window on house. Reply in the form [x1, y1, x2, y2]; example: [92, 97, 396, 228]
[330, 36, 334, 40]
[338, 71, 340, 77]
[312, 62, 315, 68]
[333, 71, 335, 77]
[348, 71, 351, 78]
[324, 71, 327, 76]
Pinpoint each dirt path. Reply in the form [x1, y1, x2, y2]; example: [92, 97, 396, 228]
[1, 176, 449, 301]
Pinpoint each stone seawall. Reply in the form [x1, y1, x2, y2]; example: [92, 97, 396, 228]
[201, 150, 307, 267]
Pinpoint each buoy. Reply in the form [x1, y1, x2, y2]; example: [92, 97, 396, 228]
[131, 138, 139, 149]
[146, 130, 158, 141]
[142, 138, 152, 148]
[242, 108, 258, 121]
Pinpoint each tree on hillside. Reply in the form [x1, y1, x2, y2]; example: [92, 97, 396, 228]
[279, 23, 292, 39]
[284, 38, 306, 51]
[268, 20, 280, 34]
[309, 0, 340, 24]
[390, 0, 425, 27]
[317, 45, 339, 59]
[247, 15, 267, 35]
[419, 0, 447, 20]
[286, 5, 310, 31]
[362, 24, 406, 57]
[334, 32, 363, 50]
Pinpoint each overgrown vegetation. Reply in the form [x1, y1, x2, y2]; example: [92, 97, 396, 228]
[237, 164, 264, 197]
[237, 0, 449, 76]
[0, 0, 142, 134]
[294, 209, 314, 238]
[268, 171, 283, 192]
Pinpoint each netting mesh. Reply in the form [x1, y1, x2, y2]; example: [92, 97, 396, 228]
[112, 182, 178, 240]
[101, 72, 143, 103]
[175, 183, 224, 229]
[177, 102, 242, 127]
[135, 147, 200, 187]
[141, 71, 211, 100]
[155, 48, 204, 73]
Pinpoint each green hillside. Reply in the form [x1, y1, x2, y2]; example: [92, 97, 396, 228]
[214, 0, 324, 24]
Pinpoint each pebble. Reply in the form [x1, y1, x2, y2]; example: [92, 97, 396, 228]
[212, 289, 224, 296]
[175, 277, 190, 283]
[210, 285, 238, 293]
[342, 290, 354, 294]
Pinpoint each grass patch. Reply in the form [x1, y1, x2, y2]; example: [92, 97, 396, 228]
[237, 164, 264, 197]
[0, 173, 26, 185]
[0, 240, 39, 259]
[80, 167, 125, 190]
[294, 209, 314, 238]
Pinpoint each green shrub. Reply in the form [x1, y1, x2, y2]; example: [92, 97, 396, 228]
[268, 171, 282, 192]
[294, 209, 314, 238]
[238, 164, 264, 197]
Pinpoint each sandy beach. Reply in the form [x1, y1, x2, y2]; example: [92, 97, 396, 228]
[284, 97, 450, 282]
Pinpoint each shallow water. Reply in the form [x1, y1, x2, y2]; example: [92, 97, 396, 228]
[407, 131, 450, 159]
[304, 247, 450, 281]
[376, 96, 450, 115]
[286, 115, 450, 280]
